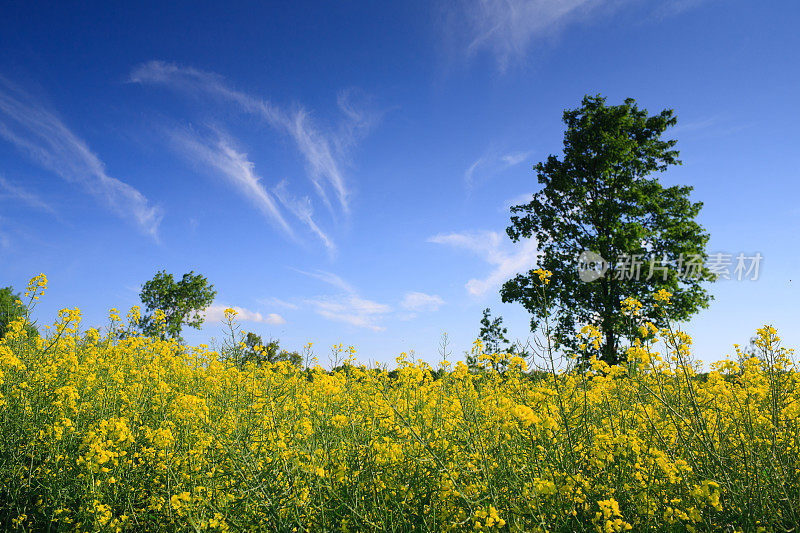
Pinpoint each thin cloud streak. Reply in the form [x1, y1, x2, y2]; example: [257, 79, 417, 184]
[500, 151, 530, 166]
[274, 179, 336, 253]
[451, 0, 713, 71]
[204, 305, 285, 325]
[0, 76, 162, 236]
[288, 109, 350, 215]
[293, 268, 356, 293]
[400, 292, 445, 312]
[0, 175, 56, 214]
[130, 61, 365, 216]
[460, 0, 594, 71]
[465, 149, 531, 189]
[503, 192, 534, 211]
[464, 157, 486, 188]
[671, 115, 751, 140]
[293, 269, 392, 331]
[169, 128, 294, 237]
[303, 295, 392, 332]
[428, 230, 539, 296]
[258, 297, 300, 311]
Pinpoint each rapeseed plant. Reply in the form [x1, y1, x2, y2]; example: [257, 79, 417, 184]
[0, 275, 797, 531]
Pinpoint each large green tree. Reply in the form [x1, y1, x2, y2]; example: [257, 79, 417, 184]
[139, 270, 217, 340]
[502, 95, 714, 364]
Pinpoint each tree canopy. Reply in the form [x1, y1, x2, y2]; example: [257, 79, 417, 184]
[467, 308, 522, 372]
[240, 332, 302, 368]
[502, 95, 714, 364]
[0, 286, 36, 339]
[139, 270, 217, 340]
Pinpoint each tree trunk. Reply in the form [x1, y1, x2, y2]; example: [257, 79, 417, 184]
[603, 329, 617, 365]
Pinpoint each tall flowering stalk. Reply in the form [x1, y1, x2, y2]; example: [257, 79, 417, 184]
[0, 275, 796, 531]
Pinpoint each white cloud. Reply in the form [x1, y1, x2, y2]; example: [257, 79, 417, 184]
[672, 116, 719, 133]
[503, 192, 534, 211]
[169, 128, 294, 237]
[0, 77, 162, 236]
[401, 292, 445, 312]
[274, 180, 335, 253]
[671, 115, 750, 140]
[428, 230, 539, 296]
[287, 109, 350, 214]
[304, 295, 392, 332]
[204, 305, 285, 325]
[293, 269, 392, 331]
[258, 297, 300, 310]
[458, 0, 596, 71]
[500, 151, 531, 166]
[464, 157, 486, 188]
[465, 149, 531, 189]
[293, 268, 356, 293]
[336, 88, 381, 150]
[130, 61, 376, 216]
[0, 175, 55, 214]
[450, 0, 712, 71]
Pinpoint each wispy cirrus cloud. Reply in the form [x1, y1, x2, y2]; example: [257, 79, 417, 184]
[465, 149, 531, 189]
[293, 268, 356, 293]
[304, 295, 392, 332]
[274, 180, 335, 253]
[0, 76, 162, 236]
[401, 292, 445, 312]
[278, 271, 442, 328]
[294, 269, 392, 331]
[258, 297, 300, 311]
[335, 88, 383, 153]
[448, 0, 713, 71]
[428, 230, 539, 296]
[671, 115, 751, 140]
[0, 175, 56, 214]
[398, 291, 445, 321]
[204, 304, 286, 325]
[451, 0, 599, 71]
[129, 61, 376, 217]
[502, 192, 534, 211]
[168, 127, 294, 237]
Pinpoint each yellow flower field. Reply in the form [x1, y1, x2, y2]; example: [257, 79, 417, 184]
[1, 275, 798, 532]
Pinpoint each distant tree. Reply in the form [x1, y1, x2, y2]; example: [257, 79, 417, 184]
[741, 335, 759, 359]
[468, 308, 519, 371]
[0, 286, 37, 339]
[241, 332, 302, 367]
[139, 270, 217, 340]
[503, 95, 714, 365]
[479, 308, 512, 355]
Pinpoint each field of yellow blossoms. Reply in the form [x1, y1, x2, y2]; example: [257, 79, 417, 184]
[1, 274, 799, 532]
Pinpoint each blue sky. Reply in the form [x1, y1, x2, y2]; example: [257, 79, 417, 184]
[1, 0, 798, 366]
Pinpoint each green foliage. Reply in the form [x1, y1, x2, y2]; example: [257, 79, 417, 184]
[479, 308, 511, 355]
[1, 279, 799, 530]
[468, 308, 521, 372]
[0, 286, 36, 339]
[139, 270, 217, 340]
[240, 332, 302, 368]
[503, 94, 714, 364]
